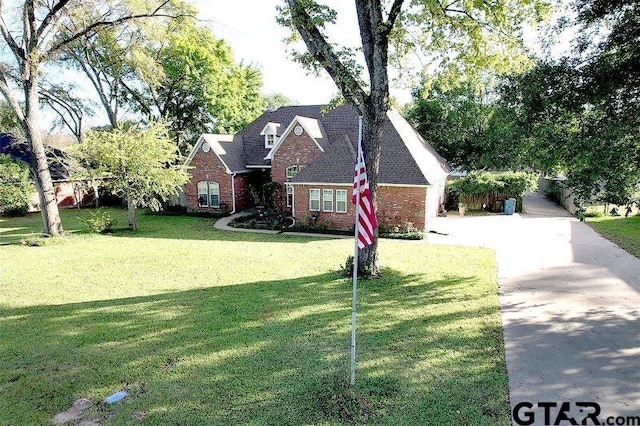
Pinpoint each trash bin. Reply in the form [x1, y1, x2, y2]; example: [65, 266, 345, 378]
[504, 198, 516, 215]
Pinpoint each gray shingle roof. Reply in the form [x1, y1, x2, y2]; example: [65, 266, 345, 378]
[205, 104, 450, 185]
[215, 137, 247, 173]
[287, 105, 450, 186]
[0, 133, 71, 181]
[238, 105, 355, 167]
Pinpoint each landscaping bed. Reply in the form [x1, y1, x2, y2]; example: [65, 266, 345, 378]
[229, 209, 424, 240]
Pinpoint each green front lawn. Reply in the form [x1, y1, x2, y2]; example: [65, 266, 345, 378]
[1, 209, 509, 425]
[587, 215, 640, 258]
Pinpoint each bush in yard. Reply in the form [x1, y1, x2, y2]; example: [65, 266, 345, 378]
[0, 155, 32, 216]
[341, 255, 379, 277]
[448, 171, 537, 210]
[78, 209, 114, 233]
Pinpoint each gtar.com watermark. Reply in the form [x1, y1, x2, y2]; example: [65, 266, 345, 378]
[513, 401, 640, 426]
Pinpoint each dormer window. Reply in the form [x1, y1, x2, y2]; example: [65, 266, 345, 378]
[266, 134, 275, 147]
[260, 122, 280, 149]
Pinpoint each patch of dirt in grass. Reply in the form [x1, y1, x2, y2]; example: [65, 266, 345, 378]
[53, 398, 92, 424]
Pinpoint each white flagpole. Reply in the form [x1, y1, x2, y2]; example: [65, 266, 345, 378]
[350, 116, 363, 386]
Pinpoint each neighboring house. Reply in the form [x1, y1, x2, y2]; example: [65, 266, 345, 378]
[0, 133, 95, 211]
[183, 105, 451, 231]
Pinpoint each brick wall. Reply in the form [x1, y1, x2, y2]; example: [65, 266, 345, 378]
[185, 148, 232, 212]
[271, 128, 322, 210]
[292, 184, 428, 231]
[293, 184, 353, 229]
[234, 173, 251, 212]
[377, 186, 428, 231]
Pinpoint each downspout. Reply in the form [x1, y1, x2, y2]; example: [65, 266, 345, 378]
[424, 184, 431, 234]
[230, 173, 236, 214]
[291, 184, 296, 225]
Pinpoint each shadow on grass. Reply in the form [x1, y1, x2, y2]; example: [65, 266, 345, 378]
[0, 268, 509, 425]
[0, 209, 338, 245]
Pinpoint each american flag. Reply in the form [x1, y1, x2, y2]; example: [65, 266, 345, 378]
[352, 135, 377, 249]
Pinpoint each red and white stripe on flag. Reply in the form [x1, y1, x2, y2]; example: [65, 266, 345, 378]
[352, 139, 377, 249]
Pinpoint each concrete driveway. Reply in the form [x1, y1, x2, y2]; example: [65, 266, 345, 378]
[428, 192, 640, 425]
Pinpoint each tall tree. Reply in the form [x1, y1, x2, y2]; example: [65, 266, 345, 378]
[264, 92, 295, 111]
[0, 0, 187, 236]
[57, 2, 191, 130]
[495, 0, 640, 205]
[60, 13, 265, 156]
[279, 0, 549, 273]
[77, 122, 189, 230]
[407, 83, 491, 170]
[147, 22, 265, 154]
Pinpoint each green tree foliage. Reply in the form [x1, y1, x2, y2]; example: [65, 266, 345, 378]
[496, 0, 640, 205]
[0, 155, 33, 216]
[60, 9, 265, 156]
[394, 1, 551, 91]
[279, 0, 549, 273]
[0, 102, 23, 137]
[150, 22, 265, 154]
[407, 83, 505, 170]
[0, 0, 187, 236]
[77, 123, 189, 230]
[407, 80, 545, 171]
[264, 93, 295, 111]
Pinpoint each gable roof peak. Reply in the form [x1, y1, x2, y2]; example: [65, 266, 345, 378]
[260, 122, 281, 136]
[264, 114, 327, 160]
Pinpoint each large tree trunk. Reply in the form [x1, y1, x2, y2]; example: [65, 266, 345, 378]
[285, 0, 404, 275]
[353, 0, 394, 276]
[359, 109, 386, 274]
[25, 71, 64, 236]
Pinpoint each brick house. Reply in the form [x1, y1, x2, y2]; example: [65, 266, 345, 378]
[182, 105, 451, 231]
[0, 133, 96, 211]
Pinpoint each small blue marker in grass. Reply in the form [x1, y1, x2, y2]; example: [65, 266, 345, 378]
[104, 391, 128, 403]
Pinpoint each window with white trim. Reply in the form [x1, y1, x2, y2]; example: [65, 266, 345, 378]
[286, 184, 294, 207]
[261, 122, 280, 148]
[322, 189, 333, 212]
[336, 189, 348, 213]
[197, 181, 220, 208]
[265, 134, 275, 148]
[197, 181, 208, 207]
[309, 189, 320, 211]
[209, 181, 220, 207]
[286, 165, 298, 181]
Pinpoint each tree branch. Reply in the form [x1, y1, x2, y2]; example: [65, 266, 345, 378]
[46, 1, 191, 57]
[0, 12, 25, 61]
[442, 4, 502, 35]
[0, 71, 26, 129]
[382, 0, 405, 37]
[40, 89, 81, 140]
[36, 0, 71, 40]
[286, 0, 369, 110]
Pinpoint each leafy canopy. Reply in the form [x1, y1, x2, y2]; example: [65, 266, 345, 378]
[77, 122, 189, 211]
[153, 22, 265, 148]
[493, 0, 640, 205]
